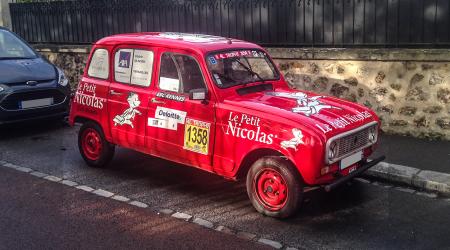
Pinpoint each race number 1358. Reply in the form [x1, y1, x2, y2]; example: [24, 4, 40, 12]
[184, 118, 210, 155]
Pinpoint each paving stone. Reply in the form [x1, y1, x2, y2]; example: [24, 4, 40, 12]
[3, 163, 17, 169]
[215, 225, 235, 235]
[415, 192, 438, 198]
[366, 162, 420, 185]
[93, 189, 114, 197]
[286, 247, 299, 250]
[171, 212, 192, 221]
[30, 171, 47, 178]
[15, 166, 32, 173]
[413, 170, 450, 194]
[61, 180, 78, 187]
[129, 201, 148, 208]
[236, 231, 257, 241]
[394, 187, 416, 194]
[193, 218, 214, 229]
[111, 195, 130, 202]
[76, 185, 94, 192]
[44, 175, 62, 182]
[158, 208, 174, 215]
[257, 238, 283, 249]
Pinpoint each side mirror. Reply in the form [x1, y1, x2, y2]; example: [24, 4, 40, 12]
[189, 88, 207, 101]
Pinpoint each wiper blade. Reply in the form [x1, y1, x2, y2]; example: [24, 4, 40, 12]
[231, 58, 265, 84]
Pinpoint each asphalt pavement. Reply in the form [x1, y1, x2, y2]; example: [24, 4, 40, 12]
[0, 120, 450, 249]
[0, 166, 270, 250]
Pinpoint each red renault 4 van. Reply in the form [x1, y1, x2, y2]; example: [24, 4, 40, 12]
[69, 32, 384, 218]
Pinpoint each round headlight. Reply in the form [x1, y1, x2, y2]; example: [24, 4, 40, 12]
[368, 126, 377, 143]
[0, 86, 4, 92]
[57, 68, 69, 87]
[328, 141, 338, 160]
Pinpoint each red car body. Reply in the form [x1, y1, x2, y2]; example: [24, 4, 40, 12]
[69, 33, 384, 218]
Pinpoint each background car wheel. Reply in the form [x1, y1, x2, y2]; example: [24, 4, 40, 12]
[246, 156, 304, 218]
[78, 122, 115, 168]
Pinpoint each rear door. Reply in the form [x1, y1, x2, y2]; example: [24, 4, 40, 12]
[108, 45, 156, 151]
[146, 49, 215, 170]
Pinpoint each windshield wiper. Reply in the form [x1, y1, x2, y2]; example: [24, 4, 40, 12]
[231, 58, 265, 84]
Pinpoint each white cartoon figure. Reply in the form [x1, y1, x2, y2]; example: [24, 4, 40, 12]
[113, 92, 142, 128]
[281, 128, 305, 151]
[268, 92, 340, 116]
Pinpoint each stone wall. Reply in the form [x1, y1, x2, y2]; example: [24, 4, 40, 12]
[267, 48, 450, 141]
[34, 45, 450, 140]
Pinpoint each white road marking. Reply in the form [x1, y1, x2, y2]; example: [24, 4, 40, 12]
[93, 189, 114, 198]
[44, 175, 62, 182]
[76, 185, 94, 192]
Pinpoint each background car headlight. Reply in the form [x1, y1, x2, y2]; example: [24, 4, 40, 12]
[0, 86, 4, 92]
[57, 67, 69, 87]
[328, 141, 339, 160]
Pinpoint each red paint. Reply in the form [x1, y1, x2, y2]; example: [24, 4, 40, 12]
[80, 128, 102, 161]
[69, 32, 380, 187]
[254, 168, 288, 211]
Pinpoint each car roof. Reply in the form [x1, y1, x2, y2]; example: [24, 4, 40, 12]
[95, 32, 263, 55]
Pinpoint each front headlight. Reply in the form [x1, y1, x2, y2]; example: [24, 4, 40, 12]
[328, 140, 339, 160]
[57, 67, 69, 87]
[0, 86, 4, 93]
[368, 126, 378, 143]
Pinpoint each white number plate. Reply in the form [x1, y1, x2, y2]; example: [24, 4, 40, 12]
[20, 98, 54, 109]
[340, 150, 363, 170]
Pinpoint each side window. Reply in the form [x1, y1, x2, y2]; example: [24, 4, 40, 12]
[87, 49, 109, 79]
[114, 48, 154, 87]
[159, 52, 206, 94]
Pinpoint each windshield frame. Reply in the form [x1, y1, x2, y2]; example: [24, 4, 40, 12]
[0, 28, 38, 60]
[205, 48, 280, 89]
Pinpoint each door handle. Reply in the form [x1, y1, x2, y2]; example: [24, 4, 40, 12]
[110, 89, 123, 96]
[151, 97, 165, 104]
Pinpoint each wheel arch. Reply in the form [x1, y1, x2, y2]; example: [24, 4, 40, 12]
[235, 148, 302, 181]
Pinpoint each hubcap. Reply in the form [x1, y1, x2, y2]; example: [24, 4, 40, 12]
[82, 128, 102, 161]
[254, 168, 288, 211]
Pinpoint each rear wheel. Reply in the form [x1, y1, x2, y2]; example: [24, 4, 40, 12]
[246, 156, 304, 218]
[78, 122, 115, 167]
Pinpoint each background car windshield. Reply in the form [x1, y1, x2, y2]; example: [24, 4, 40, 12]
[0, 30, 36, 59]
[206, 49, 278, 88]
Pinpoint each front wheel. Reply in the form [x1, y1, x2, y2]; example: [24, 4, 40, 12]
[246, 157, 304, 218]
[78, 122, 115, 168]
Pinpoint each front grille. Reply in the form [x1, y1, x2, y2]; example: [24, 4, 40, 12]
[0, 89, 66, 110]
[326, 122, 378, 164]
[337, 127, 370, 157]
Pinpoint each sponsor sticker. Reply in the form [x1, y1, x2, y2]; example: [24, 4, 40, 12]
[156, 92, 186, 102]
[184, 118, 210, 155]
[209, 56, 217, 65]
[148, 118, 177, 130]
[155, 106, 187, 124]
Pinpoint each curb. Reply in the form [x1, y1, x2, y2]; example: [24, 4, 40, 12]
[365, 161, 450, 195]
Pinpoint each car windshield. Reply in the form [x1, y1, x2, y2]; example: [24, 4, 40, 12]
[0, 29, 37, 59]
[206, 49, 279, 88]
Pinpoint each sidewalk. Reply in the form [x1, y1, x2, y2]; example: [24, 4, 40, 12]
[368, 133, 450, 194]
[373, 133, 450, 173]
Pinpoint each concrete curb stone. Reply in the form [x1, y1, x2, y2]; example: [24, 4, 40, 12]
[366, 161, 450, 195]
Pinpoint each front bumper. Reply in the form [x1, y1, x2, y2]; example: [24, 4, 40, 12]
[324, 155, 386, 192]
[0, 87, 70, 124]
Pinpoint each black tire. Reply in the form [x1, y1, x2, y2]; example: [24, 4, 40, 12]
[246, 156, 304, 218]
[78, 121, 115, 168]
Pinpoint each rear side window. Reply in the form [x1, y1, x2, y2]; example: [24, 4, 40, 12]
[87, 48, 109, 79]
[159, 52, 206, 94]
[114, 49, 154, 87]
